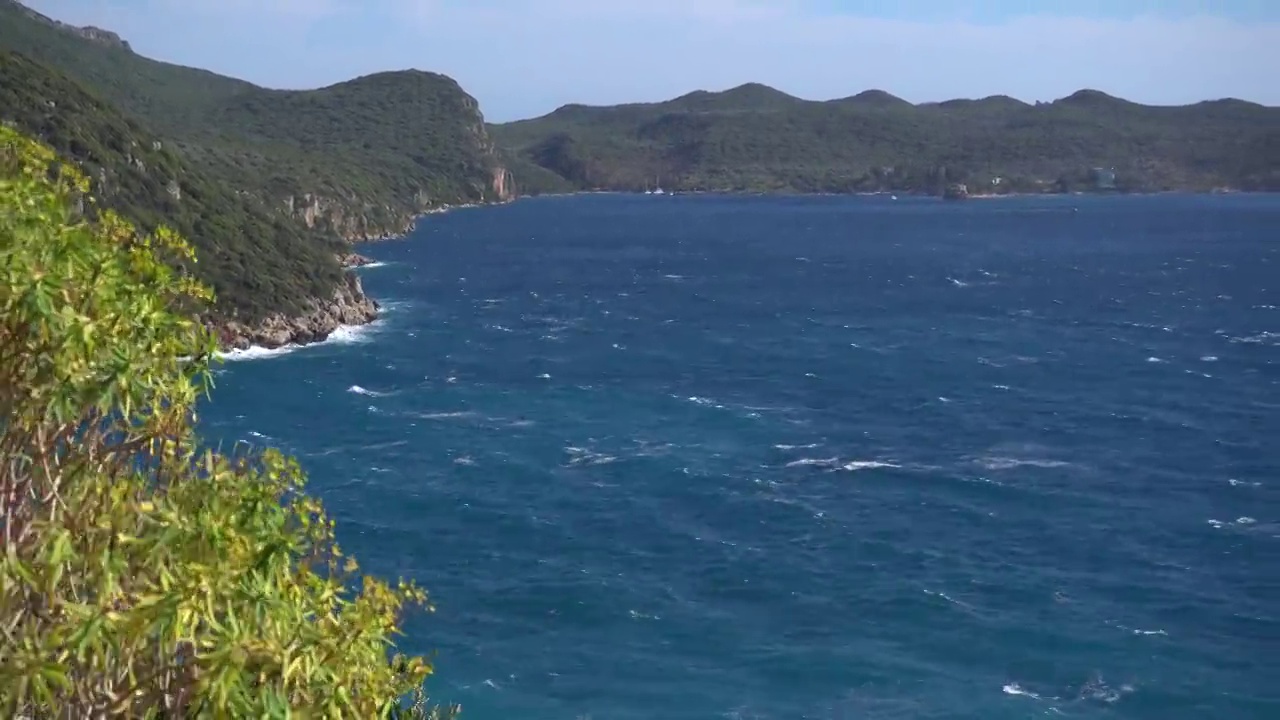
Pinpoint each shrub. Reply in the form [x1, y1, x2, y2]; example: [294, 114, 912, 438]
[0, 126, 456, 717]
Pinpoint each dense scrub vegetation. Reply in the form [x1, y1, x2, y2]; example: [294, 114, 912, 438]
[0, 125, 456, 718]
[0, 0, 506, 220]
[0, 0, 509, 326]
[0, 51, 344, 322]
[492, 83, 1280, 195]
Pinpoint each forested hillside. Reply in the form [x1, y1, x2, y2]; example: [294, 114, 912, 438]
[0, 0, 515, 339]
[492, 83, 1280, 195]
[0, 51, 340, 321]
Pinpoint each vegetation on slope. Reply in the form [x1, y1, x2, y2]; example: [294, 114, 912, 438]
[0, 50, 343, 323]
[492, 84, 1280, 195]
[0, 125, 456, 718]
[0, 0, 509, 236]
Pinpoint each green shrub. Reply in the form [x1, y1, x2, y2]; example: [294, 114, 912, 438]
[0, 126, 456, 717]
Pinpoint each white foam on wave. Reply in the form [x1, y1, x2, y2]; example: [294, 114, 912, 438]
[783, 457, 900, 472]
[773, 443, 820, 450]
[347, 385, 387, 397]
[218, 344, 300, 362]
[354, 261, 389, 269]
[976, 457, 1070, 471]
[415, 411, 478, 421]
[786, 457, 841, 468]
[841, 460, 901, 472]
[684, 395, 724, 409]
[1208, 517, 1257, 528]
[1229, 331, 1280, 345]
[1002, 683, 1041, 700]
[217, 320, 382, 362]
[565, 446, 618, 467]
[1146, 356, 1165, 363]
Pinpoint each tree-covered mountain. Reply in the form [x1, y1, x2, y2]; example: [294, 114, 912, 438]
[0, 0, 515, 241]
[0, 50, 342, 323]
[491, 84, 1280, 195]
[0, 0, 521, 345]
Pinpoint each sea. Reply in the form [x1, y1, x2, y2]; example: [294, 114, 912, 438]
[201, 193, 1278, 719]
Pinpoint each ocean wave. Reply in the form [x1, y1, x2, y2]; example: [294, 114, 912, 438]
[974, 456, 1071, 471]
[217, 320, 383, 362]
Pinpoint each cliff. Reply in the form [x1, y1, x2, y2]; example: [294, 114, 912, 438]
[1, 1, 516, 349]
[215, 273, 379, 350]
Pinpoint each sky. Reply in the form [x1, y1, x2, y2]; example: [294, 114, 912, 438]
[25, 0, 1280, 122]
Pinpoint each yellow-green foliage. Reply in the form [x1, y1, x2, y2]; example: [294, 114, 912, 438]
[0, 126, 456, 718]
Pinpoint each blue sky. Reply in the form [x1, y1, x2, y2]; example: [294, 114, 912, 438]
[26, 0, 1279, 121]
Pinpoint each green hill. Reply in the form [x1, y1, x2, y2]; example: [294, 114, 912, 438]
[0, 50, 341, 322]
[491, 83, 1280, 195]
[0, 0, 521, 339]
[0, 0, 513, 242]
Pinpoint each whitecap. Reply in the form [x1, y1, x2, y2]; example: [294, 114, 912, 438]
[773, 443, 820, 450]
[327, 322, 381, 345]
[219, 318, 385, 361]
[218, 344, 300, 362]
[975, 457, 1070, 471]
[537, 373, 552, 379]
[685, 395, 723, 408]
[1236, 516, 1257, 525]
[565, 446, 618, 466]
[1002, 683, 1040, 700]
[785, 457, 840, 469]
[354, 261, 388, 269]
[1200, 356, 1218, 362]
[1146, 356, 1165, 363]
[347, 385, 385, 397]
[841, 460, 901, 472]
[415, 411, 477, 421]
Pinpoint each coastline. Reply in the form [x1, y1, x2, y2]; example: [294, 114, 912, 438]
[208, 186, 1259, 356]
[211, 200, 490, 356]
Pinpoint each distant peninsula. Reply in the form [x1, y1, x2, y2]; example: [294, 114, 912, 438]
[490, 82, 1279, 196]
[0, 0, 514, 350]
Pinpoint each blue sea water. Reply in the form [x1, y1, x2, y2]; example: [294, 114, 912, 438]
[202, 194, 1279, 719]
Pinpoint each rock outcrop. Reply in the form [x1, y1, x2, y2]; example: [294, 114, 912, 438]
[214, 273, 378, 351]
[337, 251, 375, 268]
[5, 1, 132, 51]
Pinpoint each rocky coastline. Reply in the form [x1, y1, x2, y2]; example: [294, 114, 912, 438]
[212, 272, 379, 352]
[212, 200, 508, 353]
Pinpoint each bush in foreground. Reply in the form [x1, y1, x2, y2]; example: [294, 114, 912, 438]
[0, 126, 456, 717]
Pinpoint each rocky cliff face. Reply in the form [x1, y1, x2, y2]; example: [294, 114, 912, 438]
[214, 272, 378, 350]
[6, 1, 132, 51]
[282, 159, 515, 243]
